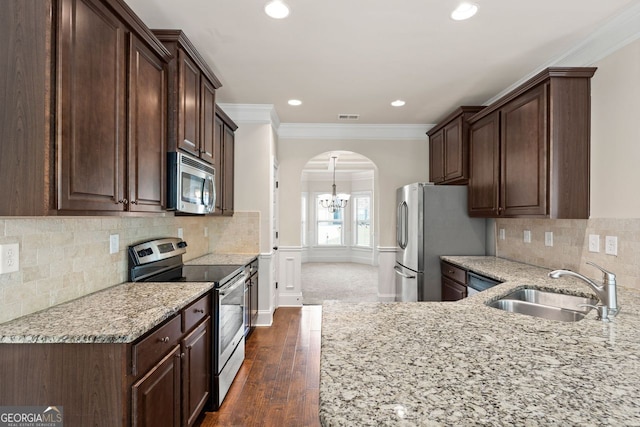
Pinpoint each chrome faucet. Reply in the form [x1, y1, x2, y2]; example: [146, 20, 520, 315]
[548, 262, 619, 321]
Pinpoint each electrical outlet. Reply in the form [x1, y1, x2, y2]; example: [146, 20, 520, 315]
[523, 230, 531, 243]
[605, 235, 618, 256]
[178, 228, 184, 239]
[588, 234, 600, 253]
[545, 231, 553, 247]
[109, 234, 119, 255]
[499, 228, 506, 240]
[0, 243, 20, 274]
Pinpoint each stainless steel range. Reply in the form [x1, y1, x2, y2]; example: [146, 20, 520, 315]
[128, 237, 246, 410]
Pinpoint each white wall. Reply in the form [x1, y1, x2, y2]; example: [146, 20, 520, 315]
[590, 39, 640, 217]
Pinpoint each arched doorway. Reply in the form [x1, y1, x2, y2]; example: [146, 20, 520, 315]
[300, 151, 379, 304]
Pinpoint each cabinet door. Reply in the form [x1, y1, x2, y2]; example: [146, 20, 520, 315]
[468, 113, 500, 216]
[58, 0, 126, 212]
[200, 78, 216, 164]
[213, 114, 224, 214]
[428, 130, 444, 184]
[178, 50, 200, 157]
[443, 118, 465, 182]
[128, 35, 167, 213]
[222, 125, 235, 215]
[132, 345, 181, 427]
[182, 320, 211, 427]
[441, 276, 466, 301]
[500, 84, 548, 217]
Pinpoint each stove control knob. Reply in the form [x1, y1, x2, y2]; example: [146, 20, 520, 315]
[137, 249, 147, 258]
[177, 241, 188, 248]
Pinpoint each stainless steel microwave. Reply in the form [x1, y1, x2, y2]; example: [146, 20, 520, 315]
[167, 152, 215, 214]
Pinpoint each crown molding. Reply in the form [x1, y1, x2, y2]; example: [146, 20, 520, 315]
[278, 123, 432, 140]
[217, 103, 280, 129]
[485, 2, 640, 105]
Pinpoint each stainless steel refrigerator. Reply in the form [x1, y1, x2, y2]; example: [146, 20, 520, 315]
[395, 183, 487, 302]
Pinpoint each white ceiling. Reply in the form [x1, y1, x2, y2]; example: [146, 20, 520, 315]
[125, 0, 636, 125]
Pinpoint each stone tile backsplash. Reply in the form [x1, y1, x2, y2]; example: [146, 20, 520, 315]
[496, 218, 640, 291]
[0, 212, 259, 323]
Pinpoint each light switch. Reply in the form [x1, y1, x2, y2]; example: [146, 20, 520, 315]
[545, 231, 553, 247]
[499, 229, 506, 240]
[523, 230, 531, 243]
[0, 243, 20, 274]
[178, 228, 184, 239]
[204, 227, 208, 237]
[605, 236, 618, 256]
[588, 234, 600, 253]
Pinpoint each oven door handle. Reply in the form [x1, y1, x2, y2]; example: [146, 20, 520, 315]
[219, 274, 246, 296]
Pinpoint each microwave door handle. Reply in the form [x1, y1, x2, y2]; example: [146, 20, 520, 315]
[204, 175, 215, 213]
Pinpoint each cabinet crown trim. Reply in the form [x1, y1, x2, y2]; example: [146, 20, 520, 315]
[153, 29, 222, 89]
[469, 67, 597, 123]
[427, 106, 485, 136]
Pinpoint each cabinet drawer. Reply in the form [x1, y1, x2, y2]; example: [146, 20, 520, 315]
[133, 314, 182, 376]
[182, 293, 211, 333]
[441, 261, 467, 284]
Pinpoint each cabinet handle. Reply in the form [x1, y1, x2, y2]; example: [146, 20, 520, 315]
[159, 336, 170, 343]
[130, 200, 138, 205]
[194, 308, 204, 313]
[174, 352, 185, 359]
[448, 270, 455, 274]
[118, 199, 128, 205]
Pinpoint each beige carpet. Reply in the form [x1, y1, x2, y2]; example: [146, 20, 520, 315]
[301, 262, 379, 305]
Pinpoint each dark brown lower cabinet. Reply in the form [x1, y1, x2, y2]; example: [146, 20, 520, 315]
[132, 345, 182, 427]
[440, 260, 468, 301]
[0, 297, 212, 427]
[183, 320, 211, 427]
[442, 276, 467, 301]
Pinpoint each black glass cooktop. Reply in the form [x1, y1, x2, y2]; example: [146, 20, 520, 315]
[141, 264, 243, 286]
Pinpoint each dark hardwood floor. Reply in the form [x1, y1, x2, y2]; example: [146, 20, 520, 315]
[200, 306, 322, 427]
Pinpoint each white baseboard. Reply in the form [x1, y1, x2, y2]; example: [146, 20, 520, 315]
[255, 310, 273, 327]
[377, 293, 396, 302]
[278, 293, 303, 307]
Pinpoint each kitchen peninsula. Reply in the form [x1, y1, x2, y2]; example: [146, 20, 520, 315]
[319, 257, 640, 426]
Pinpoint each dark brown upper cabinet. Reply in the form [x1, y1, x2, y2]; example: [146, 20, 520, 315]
[427, 107, 485, 185]
[214, 106, 238, 216]
[0, 0, 171, 215]
[153, 30, 222, 165]
[468, 67, 596, 219]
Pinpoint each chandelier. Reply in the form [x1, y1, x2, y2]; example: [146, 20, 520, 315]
[319, 156, 350, 213]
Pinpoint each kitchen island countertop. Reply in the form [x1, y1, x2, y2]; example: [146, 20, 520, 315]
[320, 256, 640, 426]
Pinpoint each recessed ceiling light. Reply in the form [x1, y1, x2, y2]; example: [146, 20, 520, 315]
[265, 0, 290, 19]
[451, 2, 478, 21]
[288, 99, 302, 106]
[391, 100, 406, 107]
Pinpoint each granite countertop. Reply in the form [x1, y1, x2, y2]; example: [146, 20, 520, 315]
[0, 282, 214, 344]
[320, 256, 640, 426]
[186, 252, 258, 266]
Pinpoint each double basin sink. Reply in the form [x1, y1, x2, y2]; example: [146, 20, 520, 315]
[487, 288, 598, 322]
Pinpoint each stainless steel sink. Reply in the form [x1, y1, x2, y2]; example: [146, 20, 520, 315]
[487, 288, 598, 322]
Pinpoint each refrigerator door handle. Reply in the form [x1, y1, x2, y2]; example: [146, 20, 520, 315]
[394, 265, 416, 279]
[397, 201, 408, 249]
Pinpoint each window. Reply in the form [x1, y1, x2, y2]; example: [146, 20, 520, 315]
[316, 194, 344, 245]
[353, 193, 371, 247]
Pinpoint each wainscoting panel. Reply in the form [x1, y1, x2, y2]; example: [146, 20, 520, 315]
[377, 246, 397, 302]
[277, 246, 302, 306]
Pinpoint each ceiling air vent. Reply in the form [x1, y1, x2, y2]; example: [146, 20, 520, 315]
[338, 114, 360, 121]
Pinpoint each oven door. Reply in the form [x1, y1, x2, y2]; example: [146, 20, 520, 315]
[216, 272, 246, 372]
